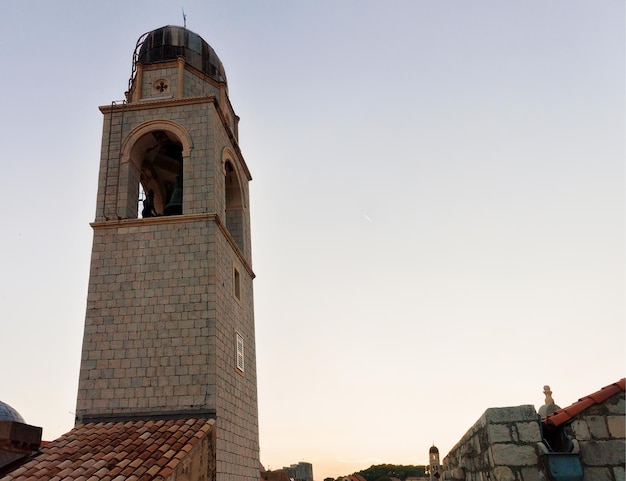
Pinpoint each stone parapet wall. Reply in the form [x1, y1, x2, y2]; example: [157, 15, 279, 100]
[442, 405, 545, 481]
[442, 390, 625, 481]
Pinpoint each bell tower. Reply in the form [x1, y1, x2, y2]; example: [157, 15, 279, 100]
[428, 445, 441, 480]
[76, 26, 259, 481]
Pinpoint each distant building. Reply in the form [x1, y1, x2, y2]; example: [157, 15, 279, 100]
[0, 401, 41, 476]
[428, 445, 442, 480]
[283, 462, 314, 481]
[261, 467, 292, 481]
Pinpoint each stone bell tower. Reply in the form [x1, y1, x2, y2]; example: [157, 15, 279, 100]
[428, 445, 441, 480]
[75, 26, 259, 481]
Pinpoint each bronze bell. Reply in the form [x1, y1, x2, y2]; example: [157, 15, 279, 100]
[164, 176, 183, 215]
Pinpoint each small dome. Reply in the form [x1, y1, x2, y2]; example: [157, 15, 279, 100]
[135, 26, 227, 85]
[0, 400, 25, 423]
[429, 445, 439, 454]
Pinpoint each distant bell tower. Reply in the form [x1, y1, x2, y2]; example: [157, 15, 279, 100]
[75, 25, 259, 481]
[429, 445, 441, 480]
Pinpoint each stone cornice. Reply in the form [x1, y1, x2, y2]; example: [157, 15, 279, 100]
[99, 95, 216, 113]
[78, 410, 217, 424]
[91, 214, 255, 278]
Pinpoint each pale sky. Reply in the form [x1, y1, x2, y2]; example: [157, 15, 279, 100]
[0, 2, 624, 480]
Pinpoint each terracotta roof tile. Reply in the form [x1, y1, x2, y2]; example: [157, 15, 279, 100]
[1, 418, 213, 481]
[542, 378, 625, 428]
[260, 469, 292, 481]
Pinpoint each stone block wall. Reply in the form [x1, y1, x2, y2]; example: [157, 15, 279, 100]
[174, 420, 216, 481]
[212, 225, 259, 481]
[97, 98, 250, 259]
[76, 217, 217, 417]
[442, 391, 625, 481]
[97, 100, 220, 222]
[442, 405, 545, 481]
[568, 391, 625, 480]
[183, 68, 221, 99]
[141, 64, 179, 100]
[133, 61, 227, 117]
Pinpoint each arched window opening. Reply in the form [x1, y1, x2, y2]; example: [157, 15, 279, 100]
[133, 130, 183, 218]
[225, 161, 244, 251]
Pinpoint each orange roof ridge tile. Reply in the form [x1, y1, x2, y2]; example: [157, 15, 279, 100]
[542, 378, 625, 428]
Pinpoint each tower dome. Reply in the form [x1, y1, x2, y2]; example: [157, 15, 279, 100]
[133, 26, 227, 85]
[429, 445, 439, 454]
[0, 400, 25, 423]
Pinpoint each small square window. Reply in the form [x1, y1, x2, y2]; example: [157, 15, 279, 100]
[236, 332, 244, 373]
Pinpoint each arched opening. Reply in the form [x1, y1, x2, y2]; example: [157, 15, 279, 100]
[224, 160, 245, 251]
[134, 130, 183, 218]
[119, 120, 191, 219]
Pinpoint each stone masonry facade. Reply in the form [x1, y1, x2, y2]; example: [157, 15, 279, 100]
[443, 405, 544, 481]
[442, 389, 625, 481]
[76, 217, 248, 415]
[568, 391, 625, 480]
[75, 43, 259, 481]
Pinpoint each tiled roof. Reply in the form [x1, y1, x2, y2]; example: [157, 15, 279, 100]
[2, 417, 214, 480]
[260, 469, 291, 481]
[542, 378, 625, 428]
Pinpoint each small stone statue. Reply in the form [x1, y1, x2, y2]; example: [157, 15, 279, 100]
[538, 385, 561, 417]
[142, 189, 158, 218]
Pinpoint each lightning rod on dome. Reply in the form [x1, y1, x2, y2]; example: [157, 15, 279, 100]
[182, 7, 187, 28]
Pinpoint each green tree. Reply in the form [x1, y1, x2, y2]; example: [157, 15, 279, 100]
[354, 464, 426, 481]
